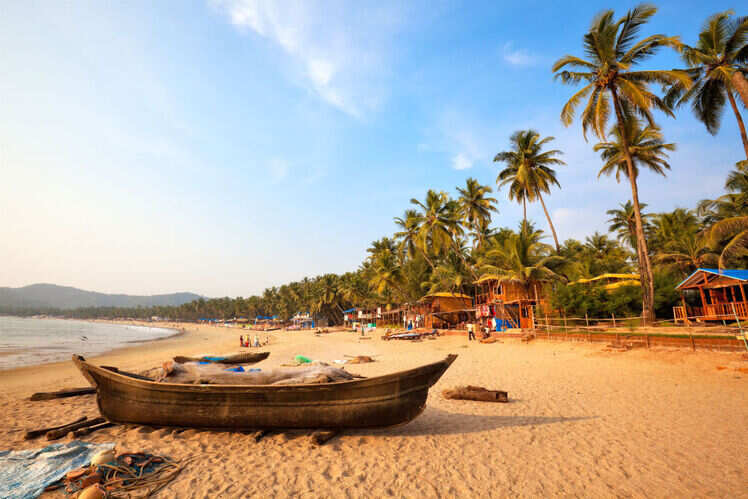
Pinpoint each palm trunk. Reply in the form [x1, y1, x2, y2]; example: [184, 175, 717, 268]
[537, 193, 560, 252]
[523, 197, 527, 222]
[450, 239, 478, 281]
[731, 71, 748, 110]
[420, 247, 436, 270]
[726, 90, 748, 160]
[612, 90, 655, 324]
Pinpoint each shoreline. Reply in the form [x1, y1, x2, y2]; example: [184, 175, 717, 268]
[0, 318, 184, 372]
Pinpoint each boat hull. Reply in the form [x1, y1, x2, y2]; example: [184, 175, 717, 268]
[73, 354, 456, 429]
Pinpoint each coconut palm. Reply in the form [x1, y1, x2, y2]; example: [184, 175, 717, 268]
[552, 4, 689, 322]
[494, 130, 565, 252]
[698, 163, 748, 224]
[594, 120, 675, 182]
[410, 190, 477, 279]
[665, 11, 748, 158]
[423, 251, 472, 296]
[477, 221, 566, 289]
[393, 210, 426, 264]
[470, 218, 497, 251]
[655, 232, 716, 275]
[456, 178, 498, 243]
[368, 246, 409, 302]
[607, 201, 651, 250]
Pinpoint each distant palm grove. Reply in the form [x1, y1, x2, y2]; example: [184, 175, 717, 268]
[8, 6, 748, 325]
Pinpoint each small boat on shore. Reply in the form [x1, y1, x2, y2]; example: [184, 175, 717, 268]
[172, 352, 270, 364]
[72, 354, 457, 429]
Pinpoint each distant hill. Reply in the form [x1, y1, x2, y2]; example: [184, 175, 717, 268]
[0, 283, 202, 310]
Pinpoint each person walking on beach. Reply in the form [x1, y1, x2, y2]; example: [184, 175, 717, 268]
[467, 323, 476, 341]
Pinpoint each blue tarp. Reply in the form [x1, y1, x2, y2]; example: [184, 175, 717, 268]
[342, 308, 356, 314]
[0, 441, 115, 499]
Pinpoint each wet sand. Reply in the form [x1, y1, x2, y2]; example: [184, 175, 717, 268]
[1, 323, 746, 497]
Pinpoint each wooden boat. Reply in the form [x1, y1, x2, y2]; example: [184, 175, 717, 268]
[172, 352, 270, 364]
[73, 354, 457, 429]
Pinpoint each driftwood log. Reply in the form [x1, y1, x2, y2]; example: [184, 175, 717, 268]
[46, 417, 106, 440]
[311, 430, 340, 445]
[72, 422, 116, 437]
[24, 417, 88, 440]
[29, 387, 96, 401]
[442, 385, 508, 403]
[253, 429, 273, 442]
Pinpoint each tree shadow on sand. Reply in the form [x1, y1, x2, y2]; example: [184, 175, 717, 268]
[350, 407, 595, 437]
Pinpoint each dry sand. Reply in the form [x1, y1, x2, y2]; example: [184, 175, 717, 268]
[1, 322, 747, 498]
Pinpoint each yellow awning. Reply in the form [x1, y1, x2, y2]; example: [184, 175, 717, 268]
[570, 273, 640, 285]
[421, 292, 472, 300]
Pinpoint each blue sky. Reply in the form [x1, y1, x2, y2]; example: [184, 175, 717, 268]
[1, 1, 744, 297]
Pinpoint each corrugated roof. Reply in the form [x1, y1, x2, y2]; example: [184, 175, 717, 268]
[676, 268, 748, 290]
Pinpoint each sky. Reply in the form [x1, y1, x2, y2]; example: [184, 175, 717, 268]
[0, 0, 744, 297]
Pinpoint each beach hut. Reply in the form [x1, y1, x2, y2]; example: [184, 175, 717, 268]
[474, 275, 548, 329]
[379, 306, 407, 327]
[674, 268, 748, 323]
[418, 292, 473, 329]
[290, 312, 315, 330]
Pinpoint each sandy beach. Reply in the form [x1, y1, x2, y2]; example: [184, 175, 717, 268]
[1, 323, 747, 498]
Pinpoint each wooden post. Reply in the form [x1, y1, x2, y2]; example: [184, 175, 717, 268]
[645, 333, 650, 349]
[585, 313, 589, 327]
[612, 313, 616, 328]
[731, 302, 748, 352]
[563, 312, 568, 337]
[545, 313, 550, 338]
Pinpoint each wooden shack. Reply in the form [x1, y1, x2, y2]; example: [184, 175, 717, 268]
[474, 274, 547, 329]
[418, 292, 473, 329]
[674, 268, 748, 323]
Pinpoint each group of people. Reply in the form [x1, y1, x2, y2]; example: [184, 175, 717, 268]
[404, 315, 422, 331]
[239, 334, 262, 348]
[466, 322, 492, 341]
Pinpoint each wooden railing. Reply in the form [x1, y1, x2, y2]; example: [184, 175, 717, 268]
[674, 302, 748, 322]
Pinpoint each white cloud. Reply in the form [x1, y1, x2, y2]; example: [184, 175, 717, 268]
[502, 42, 537, 67]
[452, 153, 473, 170]
[211, 0, 403, 118]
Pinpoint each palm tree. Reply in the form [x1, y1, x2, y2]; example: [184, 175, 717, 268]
[477, 221, 566, 289]
[708, 216, 748, 269]
[553, 4, 689, 322]
[393, 209, 435, 268]
[456, 178, 498, 248]
[494, 130, 565, 252]
[424, 251, 472, 296]
[368, 246, 409, 302]
[410, 190, 477, 279]
[594, 120, 675, 182]
[665, 11, 748, 158]
[470, 218, 496, 251]
[698, 163, 748, 224]
[607, 201, 651, 250]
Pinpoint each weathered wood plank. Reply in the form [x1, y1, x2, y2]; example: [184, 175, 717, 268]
[29, 387, 96, 401]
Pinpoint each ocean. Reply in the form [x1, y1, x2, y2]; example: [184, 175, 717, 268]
[0, 316, 177, 370]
